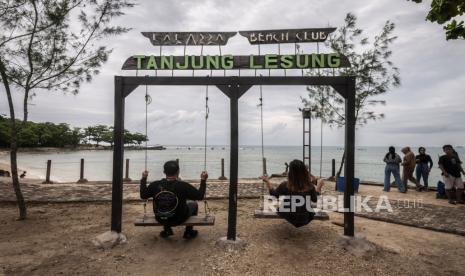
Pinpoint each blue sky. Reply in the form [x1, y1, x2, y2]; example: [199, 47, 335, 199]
[1, 0, 464, 147]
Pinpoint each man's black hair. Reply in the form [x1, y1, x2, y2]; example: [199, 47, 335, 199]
[164, 160, 179, 176]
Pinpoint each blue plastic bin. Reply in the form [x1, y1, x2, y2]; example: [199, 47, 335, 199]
[437, 181, 445, 195]
[336, 176, 360, 192]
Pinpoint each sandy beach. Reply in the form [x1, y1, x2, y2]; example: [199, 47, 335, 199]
[1, 176, 464, 275]
[1, 199, 464, 276]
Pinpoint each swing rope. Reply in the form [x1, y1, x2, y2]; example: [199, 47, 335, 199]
[204, 80, 209, 171]
[203, 78, 211, 218]
[143, 79, 152, 221]
[317, 42, 323, 178]
[144, 81, 152, 171]
[258, 75, 267, 205]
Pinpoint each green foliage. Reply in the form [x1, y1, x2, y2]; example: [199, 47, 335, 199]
[0, 116, 148, 148]
[0, 0, 135, 121]
[409, 0, 465, 40]
[302, 13, 400, 128]
[85, 124, 108, 146]
[131, 132, 148, 146]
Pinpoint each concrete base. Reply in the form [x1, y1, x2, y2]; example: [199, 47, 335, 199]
[123, 178, 132, 183]
[77, 178, 88, 183]
[42, 180, 53, 184]
[216, 237, 247, 251]
[92, 231, 127, 249]
[337, 234, 378, 257]
[218, 176, 227, 180]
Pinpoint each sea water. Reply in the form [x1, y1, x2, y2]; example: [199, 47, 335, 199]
[1, 146, 463, 186]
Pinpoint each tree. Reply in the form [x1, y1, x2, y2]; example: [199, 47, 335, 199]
[101, 127, 114, 147]
[0, 0, 134, 220]
[302, 13, 400, 177]
[123, 129, 133, 146]
[89, 124, 108, 146]
[409, 0, 465, 40]
[65, 127, 85, 147]
[131, 132, 148, 146]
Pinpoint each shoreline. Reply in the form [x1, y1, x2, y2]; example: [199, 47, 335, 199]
[0, 146, 167, 154]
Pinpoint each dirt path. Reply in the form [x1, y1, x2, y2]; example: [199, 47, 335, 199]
[1, 199, 464, 276]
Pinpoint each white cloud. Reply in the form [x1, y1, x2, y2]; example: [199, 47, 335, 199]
[1, 0, 464, 147]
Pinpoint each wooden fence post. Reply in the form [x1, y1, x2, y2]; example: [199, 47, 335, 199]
[123, 158, 132, 182]
[262, 158, 267, 176]
[332, 159, 336, 177]
[42, 160, 53, 184]
[219, 158, 227, 180]
[77, 158, 88, 183]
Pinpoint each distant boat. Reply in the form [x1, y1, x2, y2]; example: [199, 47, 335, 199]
[147, 145, 166, 150]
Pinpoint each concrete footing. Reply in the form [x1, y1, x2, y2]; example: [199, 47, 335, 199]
[337, 234, 378, 257]
[216, 237, 247, 251]
[92, 231, 127, 249]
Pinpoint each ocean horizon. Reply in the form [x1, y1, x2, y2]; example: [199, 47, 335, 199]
[1, 145, 463, 186]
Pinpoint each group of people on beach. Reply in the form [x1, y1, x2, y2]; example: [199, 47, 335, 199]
[383, 145, 464, 204]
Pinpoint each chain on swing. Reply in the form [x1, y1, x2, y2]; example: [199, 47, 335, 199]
[203, 77, 211, 219]
[143, 80, 152, 219]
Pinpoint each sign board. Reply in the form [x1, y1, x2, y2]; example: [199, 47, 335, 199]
[122, 54, 350, 70]
[239, 28, 336, 44]
[141, 32, 237, 46]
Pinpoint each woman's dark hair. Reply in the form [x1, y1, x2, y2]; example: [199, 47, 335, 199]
[385, 146, 396, 160]
[163, 160, 179, 176]
[443, 144, 453, 150]
[287, 159, 313, 192]
[418, 147, 426, 153]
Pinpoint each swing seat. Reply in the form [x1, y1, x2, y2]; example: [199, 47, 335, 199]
[134, 215, 215, 227]
[254, 210, 329, 220]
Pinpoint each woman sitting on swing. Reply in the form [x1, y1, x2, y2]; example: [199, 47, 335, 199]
[260, 159, 325, 227]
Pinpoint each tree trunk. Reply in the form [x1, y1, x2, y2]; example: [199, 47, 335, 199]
[0, 60, 27, 220]
[336, 150, 346, 178]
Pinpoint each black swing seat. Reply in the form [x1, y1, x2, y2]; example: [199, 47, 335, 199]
[254, 210, 329, 220]
[134, 215, 215, 227]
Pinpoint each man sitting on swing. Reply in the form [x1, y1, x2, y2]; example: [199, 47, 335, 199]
[260, 159, 325, 227]
[140, 160, 208, 239]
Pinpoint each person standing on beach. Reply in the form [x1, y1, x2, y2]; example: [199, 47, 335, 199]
[415, 147, 433, 191]
[383, 146, 405, 192]
[140, 160, 208, 239]
[401, 147, 423, 191]
[438, 145, 464, 204]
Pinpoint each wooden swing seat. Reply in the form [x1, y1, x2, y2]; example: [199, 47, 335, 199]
[134, 215, 215, 227]
[254, 210, 329, 220]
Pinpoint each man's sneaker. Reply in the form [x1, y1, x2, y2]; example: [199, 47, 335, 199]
[183, 229, 198, 239]
[160, 227, 174, 238]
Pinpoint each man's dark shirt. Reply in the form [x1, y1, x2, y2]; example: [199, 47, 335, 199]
[416, 154, 433, 168]
[438, 155, 462, 178]
[140, 177, 206, 226]
[269, 181, 318, 228]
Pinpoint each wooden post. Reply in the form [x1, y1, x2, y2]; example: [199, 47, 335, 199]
[111, 76, 125, 233]
[344, 77, 356, 237]
[42, 160, 52, 184]
[262, 157, 267, 175]
[176, 158, 179, 166]
[217, 83, 252, 241]
[123, 158, 132, 182]
[219, 158, 227, 180]
[77, 158, 88, 183]
[332, 159, 336, 177]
